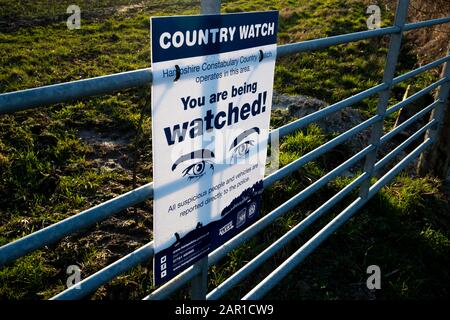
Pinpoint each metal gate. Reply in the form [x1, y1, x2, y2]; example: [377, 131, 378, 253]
[0, 0, 449, 300]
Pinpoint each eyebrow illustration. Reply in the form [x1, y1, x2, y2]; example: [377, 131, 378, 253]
[171, 149, 215, 171]
[229, 127, 261, 151]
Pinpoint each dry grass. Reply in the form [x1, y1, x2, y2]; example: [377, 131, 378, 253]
[408, 0, 450, 64]
[372, 0, 450, 68]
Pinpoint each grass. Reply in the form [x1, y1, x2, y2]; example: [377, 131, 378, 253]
[0, 0, 449, 300]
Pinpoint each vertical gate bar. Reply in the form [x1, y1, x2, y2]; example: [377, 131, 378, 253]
[359, 0, 410, 198]
[201, 0, 221, 15]
[190, 0, 221, 300]
[190, 256, 209, 300]
[417, 47, 450, 178]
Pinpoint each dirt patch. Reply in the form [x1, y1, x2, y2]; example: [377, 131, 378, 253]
[72, 128, 152, 267]
[78, 206, 152, 265]
[78, 128, 133, 174]
[117, 3, 146, 14]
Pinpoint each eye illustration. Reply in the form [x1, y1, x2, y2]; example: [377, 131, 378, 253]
[172, 149, 215, 182]
[232, 140, 255, 159]
[229, 127, 260, 163]
[181, 160, 214, 181]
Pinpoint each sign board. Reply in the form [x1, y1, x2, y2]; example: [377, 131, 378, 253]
[151, 11, 278, 285]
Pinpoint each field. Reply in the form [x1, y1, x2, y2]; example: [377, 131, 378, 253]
[0, 0, 449, 300]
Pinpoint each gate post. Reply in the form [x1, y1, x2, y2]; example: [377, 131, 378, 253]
[359, 0, 409, 198]
[190, 255, 209, 300]
[416, 47, 450, 179]
[190, 0, 221, 300]
[201, 0, 221, 14]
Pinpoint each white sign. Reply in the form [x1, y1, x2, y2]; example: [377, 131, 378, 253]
[151, 11, 278, 285]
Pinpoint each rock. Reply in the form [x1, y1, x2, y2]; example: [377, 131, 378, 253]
[272, 92, 371, 154]
[270, 92, 415, 177]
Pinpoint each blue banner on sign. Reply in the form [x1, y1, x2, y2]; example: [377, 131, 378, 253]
[151, 11, 278, 63]
[154, 181, 263, 285]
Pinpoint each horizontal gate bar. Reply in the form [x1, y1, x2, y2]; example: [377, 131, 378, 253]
[386, 77, 448, 116]
[143, 263, 197, 300]
[403, 17, 450, 31]
[276, 26, 399, 57]
[392, 55, 450, 85]
[265, 115, 380, 187]
[380, 99, 439, 143]
[0, 183, 154, 266]
[369, 139, 432, 195]
[1, 32, 392, 115]
[2, 17, 449, 114]
[374, 119, 437, 172]
[241, 138, 433, 300]
[1, 53, 446, 118]
[51, 241, 154, 300]
[272, 83, 387, 139]
[0, 68, 153, 114]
